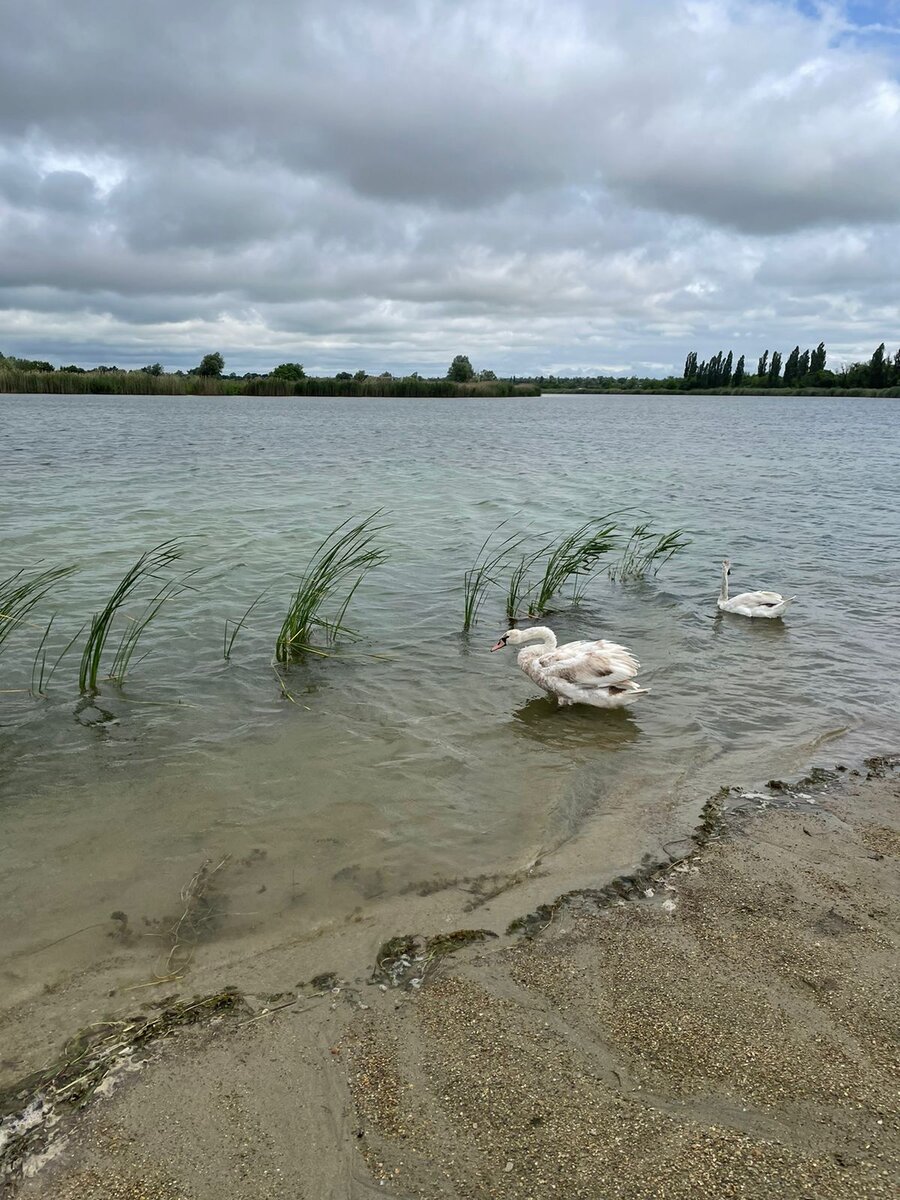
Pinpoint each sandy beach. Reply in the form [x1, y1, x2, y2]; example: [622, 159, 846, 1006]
[2, 756, 897, 1199]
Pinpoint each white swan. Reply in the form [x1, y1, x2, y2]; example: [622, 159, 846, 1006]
[491, 625, 647, 708]
[717, 559, 795, 619]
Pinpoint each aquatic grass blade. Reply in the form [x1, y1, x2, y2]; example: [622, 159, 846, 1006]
[608, 524, 691, 581]
[504, 545, 550, 623]
[462, 521, 527, 631]
[224, 589, 269, 660]
[275, 513, 389, 663]
[31, 617, 85, 695]
[528, 518, 619, 617]
[0, 563, 77, 654]
[78, 540, 185, 694]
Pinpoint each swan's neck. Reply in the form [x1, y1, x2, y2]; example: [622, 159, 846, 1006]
[720, 567, 729, 602]
[517, 626, 557, 655]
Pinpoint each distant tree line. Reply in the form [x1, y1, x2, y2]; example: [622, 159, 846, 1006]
[0, 351, 534, 398]
[3, 344, 899, 398]
[680, 341, 900, 390]
[527, 340, 900, 396]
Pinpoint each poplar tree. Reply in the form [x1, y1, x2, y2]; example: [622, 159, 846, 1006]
[783, 345, 801, 384]
[869, 343, 886, 388]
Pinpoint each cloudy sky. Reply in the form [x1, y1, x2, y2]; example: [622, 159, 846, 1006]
[1, 0, 899, 377]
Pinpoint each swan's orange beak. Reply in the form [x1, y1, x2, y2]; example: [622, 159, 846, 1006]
[490, 638, 507, 652]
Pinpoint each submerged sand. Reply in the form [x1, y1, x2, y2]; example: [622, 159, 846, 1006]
[3, 759, 898, 1199]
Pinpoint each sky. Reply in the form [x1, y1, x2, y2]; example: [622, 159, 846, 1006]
[0, 0, 899, 378]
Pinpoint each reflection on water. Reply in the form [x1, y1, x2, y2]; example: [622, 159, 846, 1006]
[510, 696, 643, 753]
[1, 391, 899, 1055]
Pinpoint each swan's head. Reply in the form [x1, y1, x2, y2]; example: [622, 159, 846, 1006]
[722, 558, 731, 576]
[491, 628, 523, 652]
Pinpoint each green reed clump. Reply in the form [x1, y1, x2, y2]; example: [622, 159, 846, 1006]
[607, 523, 691, 581]
[462, 523, 525, 631]
[527, 518, 619, 617]
[0, 562, 77, 655]
[275, 513, 389, 663]
[78, 541, 186, 694]
[504, 545, 551, 623]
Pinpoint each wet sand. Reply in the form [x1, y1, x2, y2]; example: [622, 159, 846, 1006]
[3, 758, 898, 1199]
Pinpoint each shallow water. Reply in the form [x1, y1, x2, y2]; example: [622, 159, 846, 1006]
[1, 392, 899, 1046]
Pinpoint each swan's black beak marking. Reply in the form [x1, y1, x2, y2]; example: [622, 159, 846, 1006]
[490, 635, 508, 653]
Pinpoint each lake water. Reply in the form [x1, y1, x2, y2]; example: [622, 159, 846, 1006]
[1, 392, 899, 1073]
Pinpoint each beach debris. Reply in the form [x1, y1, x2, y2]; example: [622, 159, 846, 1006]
[0, 990, 244, 1188]
[371, 929, 497, 989]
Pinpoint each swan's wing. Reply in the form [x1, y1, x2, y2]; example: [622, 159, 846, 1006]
[731, 589, 784, 607]
[539, 640, 640, 687]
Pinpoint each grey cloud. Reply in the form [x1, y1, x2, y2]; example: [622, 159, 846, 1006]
[0, 1, 899, 374]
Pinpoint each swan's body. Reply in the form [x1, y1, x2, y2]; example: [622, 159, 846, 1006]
[717, 559, 794, 619]
[491, 626, 647, 708]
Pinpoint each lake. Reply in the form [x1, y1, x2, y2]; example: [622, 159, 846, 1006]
[2, 392, 898, 1074]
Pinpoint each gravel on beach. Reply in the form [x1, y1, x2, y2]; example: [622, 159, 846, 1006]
[8, 764, 899, 1200]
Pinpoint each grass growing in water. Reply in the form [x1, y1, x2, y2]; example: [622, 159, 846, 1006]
[223, 589, 268, 660]
[275, 513, 389, 663]
[462, 523, 525, 631]
[31, 615, 85, 695]
[78, 540, 186, 694]
[504, 545, 550, 623]
[0, 563, 77, 655]
[608, 524, 691, 581]
[528, 518, 619, 617]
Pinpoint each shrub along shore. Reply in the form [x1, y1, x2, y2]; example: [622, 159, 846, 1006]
[0, 367, 538, 398]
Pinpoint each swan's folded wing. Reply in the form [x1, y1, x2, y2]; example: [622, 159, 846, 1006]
[733, 589, 784, 607]
[540, 642, 640, 688]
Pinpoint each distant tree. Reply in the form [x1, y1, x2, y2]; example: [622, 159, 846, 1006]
[798, 349, 810, 379]
[271, 362, 306, 381]
[722, 350, 733, 386]
[869, 342, 886, 388]
[447, 354, 475, 382]
[379, 371, 393, 379]
[893, 348, 900, 384]
[783, 345, 801, 385]
[478, 369, 497, 381]
[768, 350, 782, 382]
[142, 363, 163, 376]
[810, 342, 826, 374]
[757, 350, 768, 378]
[60, 364, 86, 373]
[335, 371, 352, 381]
[353, 369, 368, 382]
[15, 358, 55, 372]
[683, 351, 698, 382]
[733, 354, 745, 386]
[196, 352, 224, 377]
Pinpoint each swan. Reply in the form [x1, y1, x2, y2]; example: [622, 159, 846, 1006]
[491, 625, 648, 708]
[717, 559, 795, 618]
